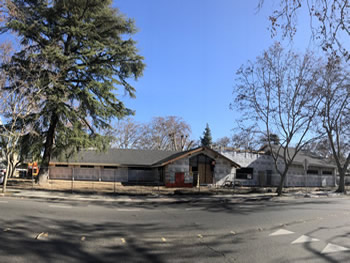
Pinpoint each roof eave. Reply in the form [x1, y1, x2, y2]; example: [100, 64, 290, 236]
[154, 146, 241, 168]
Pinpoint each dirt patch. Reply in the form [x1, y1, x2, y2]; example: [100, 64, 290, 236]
[6, 179, 337, 196]
[6, 178, 253, 196]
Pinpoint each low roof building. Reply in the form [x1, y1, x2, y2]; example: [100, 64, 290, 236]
[49, 147, 240, 187]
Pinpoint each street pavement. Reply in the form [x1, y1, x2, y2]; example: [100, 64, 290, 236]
[1, 190, 350, 262]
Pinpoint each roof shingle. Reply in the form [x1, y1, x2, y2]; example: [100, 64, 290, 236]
[52, 148, 180, 166]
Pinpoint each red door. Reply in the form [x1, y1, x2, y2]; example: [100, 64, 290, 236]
[175, 172, 185, 186]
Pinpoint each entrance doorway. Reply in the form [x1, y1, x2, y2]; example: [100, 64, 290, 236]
[189, 154, 215, 185]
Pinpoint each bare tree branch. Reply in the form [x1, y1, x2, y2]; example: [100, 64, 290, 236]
[233, 43, 321, 195]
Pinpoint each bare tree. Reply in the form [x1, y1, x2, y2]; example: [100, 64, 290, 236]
[259, 0, 350, 59]
[303, 138, 333, 159]
[230, 125, 261, 151]
[139, 116, 193, 151]
[214, 136, 232, 149]
[0, 42, 39, 193]
[317, 56, 350, 193]
[111, 118, 143, 149]
[110, 116, 194, 151]
[233, 43, 321, 195]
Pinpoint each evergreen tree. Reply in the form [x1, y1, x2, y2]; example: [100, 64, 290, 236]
[200, 123, 212, 147]
[0, 0, 145, 183]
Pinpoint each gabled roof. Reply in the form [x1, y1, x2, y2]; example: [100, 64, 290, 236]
[51, 147, 241, 168]
[154, 146, 240, 168]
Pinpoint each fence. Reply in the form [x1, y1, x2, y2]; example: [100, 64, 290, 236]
[10, 166, 241, 195]
[47, 166, 161, 194]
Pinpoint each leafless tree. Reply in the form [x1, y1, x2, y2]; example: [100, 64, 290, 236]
[214, 136, 232, 149]
[233, 43, 321, 195]
[230, 125, 261, 151]
[111, 118, 143, 149]
[139, 116, 193, 151]
[0, 42, 39, 193]
[316, 56, 350, 193]
[110, 116, 194, 151]
[303, 139, 333, 159]
[259, 0, 350, 59]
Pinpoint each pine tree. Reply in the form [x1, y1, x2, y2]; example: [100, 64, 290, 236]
[0, 0, 145, 184]
[200, 123, 212, 147]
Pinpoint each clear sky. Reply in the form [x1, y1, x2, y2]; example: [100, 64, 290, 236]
[113, 0, 314, 142]
[0, 0, 314, 143]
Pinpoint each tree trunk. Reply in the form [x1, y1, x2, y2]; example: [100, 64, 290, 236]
[336, 170, 346, 194]
[276, 172, 287, 196]
[2, 172, 8, 194]
[37, 112, 58, 185]
[2, 159, 11, 193]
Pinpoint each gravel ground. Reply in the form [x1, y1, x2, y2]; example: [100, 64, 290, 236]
[3, 178, 341, 197]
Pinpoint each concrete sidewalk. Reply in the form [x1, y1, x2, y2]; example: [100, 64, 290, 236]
[0, 188, 265, 202]
[3, 188, 177, 203]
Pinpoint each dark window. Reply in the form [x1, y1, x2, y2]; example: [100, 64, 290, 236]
[236, 168, 254, 180]
[322, 170, 332, 175]
[307, 169, 318, 175]
[103, 166, 118, 169]
[55, 164, 68, 167]
[158, 167, 164, 183]
[80, 165, 94, 168]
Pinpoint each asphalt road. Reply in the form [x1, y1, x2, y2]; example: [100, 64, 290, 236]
[1, 195, 350, 262]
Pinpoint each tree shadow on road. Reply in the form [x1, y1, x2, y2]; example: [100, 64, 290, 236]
[292, 224, 350, 263]
[0, 216, 240, 263]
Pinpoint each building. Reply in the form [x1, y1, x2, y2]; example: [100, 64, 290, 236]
[49, 147, 240, 187]
[219, 146, 337, 187]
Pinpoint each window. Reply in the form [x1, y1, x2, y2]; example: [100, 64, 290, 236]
[55, 164, 68, 167]
[322, 170, 332, 175]
[103, 166, 118, 169]
[236, 168, 254, 180]
[80, 165, 94, 168]
[158, 167, 164, 183]
[307, 169, 318, 175]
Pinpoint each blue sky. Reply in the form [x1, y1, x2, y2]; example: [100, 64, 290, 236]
[114, 0, 314, 142]
[115, 0, 268, 141]
[0, 0, 315, 143]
